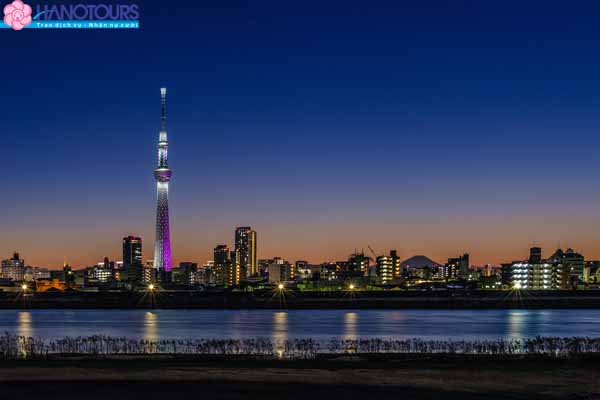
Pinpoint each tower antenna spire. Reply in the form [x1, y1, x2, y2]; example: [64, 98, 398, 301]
[160, 87, 167, 131]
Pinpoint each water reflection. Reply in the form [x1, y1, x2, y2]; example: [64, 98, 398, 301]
[343, 312, 358, 340]
[272, 312, 288, 358]
[17, 312, 32, 338]
[0, 309, 599, 341]
[144, 312, 158, 341]
[229, 311, 244, 339]
[508, 310, 528, 338]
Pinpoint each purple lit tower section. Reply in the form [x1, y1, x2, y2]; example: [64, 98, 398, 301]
[153, 87, 172, 271]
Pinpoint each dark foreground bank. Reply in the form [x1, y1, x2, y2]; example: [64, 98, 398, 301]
[4, 289, 600, 309]
[0, 355, 598, 399]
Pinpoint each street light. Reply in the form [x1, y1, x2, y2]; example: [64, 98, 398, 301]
[349, 284, 355, 291]
[278, 283, 284, 290]
[21, 284, 27, 291]
[148, 284, 155, 291]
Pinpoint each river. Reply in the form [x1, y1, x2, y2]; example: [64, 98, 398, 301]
[1, 309, 598, 340]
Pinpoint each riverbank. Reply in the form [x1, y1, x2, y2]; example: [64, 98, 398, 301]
[4, 290, 600, 309]
[1, 355, 598, 399]
[4, 335, 599, 359]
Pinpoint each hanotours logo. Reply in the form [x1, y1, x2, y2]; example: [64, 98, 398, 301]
[2, 0, 139, 30]
[3, 1, 32, 30]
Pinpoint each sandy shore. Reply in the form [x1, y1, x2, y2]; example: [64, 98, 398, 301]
[0, 356, 598, 399]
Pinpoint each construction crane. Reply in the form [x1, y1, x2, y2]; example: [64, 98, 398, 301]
[368, 245, 378, 260]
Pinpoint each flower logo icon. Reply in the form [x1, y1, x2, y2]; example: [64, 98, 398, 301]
[3, 0, 32, 30]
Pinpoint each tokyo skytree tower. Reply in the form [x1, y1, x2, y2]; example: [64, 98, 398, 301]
[153, 88, 172, 271]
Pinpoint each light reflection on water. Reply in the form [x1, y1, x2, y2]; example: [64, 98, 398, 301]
[144, 312, 158, 341]
[17, 312, 32, 338]
[2, 309, 599, 340]
[344, 312, 358, 340]
[272, 312, 288, 357]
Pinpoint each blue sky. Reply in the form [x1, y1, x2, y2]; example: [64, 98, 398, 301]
[3, 0, 600, 267]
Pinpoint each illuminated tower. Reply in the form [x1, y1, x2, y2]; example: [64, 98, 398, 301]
[153, 88, 172, 271]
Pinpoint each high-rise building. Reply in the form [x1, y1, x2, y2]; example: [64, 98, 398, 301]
[235, 227, 257, 278]
[123, 236, 142, 267]
[153, 87, 173, 272]
[213, 244, 230, 265]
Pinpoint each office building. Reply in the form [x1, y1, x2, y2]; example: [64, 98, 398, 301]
[123, 236, 142, 267]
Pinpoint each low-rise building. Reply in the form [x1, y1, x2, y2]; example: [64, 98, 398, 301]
[1, 253, 26, 281]
[509, 262, 565, 290]
[267, 258, 293, 284]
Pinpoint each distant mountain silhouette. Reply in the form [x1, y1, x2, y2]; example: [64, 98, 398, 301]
[400, 255, 442, 269]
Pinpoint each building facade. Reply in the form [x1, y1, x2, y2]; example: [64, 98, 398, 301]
[509, 262, 565, 290]
[1, 253, 25, 281]
[547, 248, 585, 284]
[376, 255, 394, 284]
[234, 227, 257, 278]
[267, 258, 293, 284]
[123, 236, 142, 267]
[213, 245, 241, 287]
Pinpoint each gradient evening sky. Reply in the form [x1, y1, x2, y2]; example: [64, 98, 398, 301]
[3, 0, 600, 268]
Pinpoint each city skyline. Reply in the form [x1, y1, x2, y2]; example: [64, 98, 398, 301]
[5, 1, 600, 268]
[4, 2, 600, 399]
[0, 230, 590, 270]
